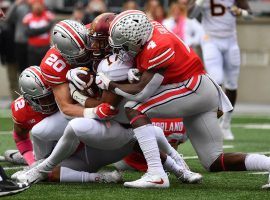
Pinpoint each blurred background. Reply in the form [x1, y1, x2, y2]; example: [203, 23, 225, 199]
[0, 0, 270, 114]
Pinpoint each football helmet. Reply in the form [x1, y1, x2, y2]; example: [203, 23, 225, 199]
[19, 66, 58, 114]
[87, 12, 117, 71]
[109, 10, 153, 58]
[52, 20, 91, 67]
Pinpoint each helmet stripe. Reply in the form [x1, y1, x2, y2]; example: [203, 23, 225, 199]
[109, 10, 146, 35]
[27, 66, 47, 90]
[58, 21, 85, 49]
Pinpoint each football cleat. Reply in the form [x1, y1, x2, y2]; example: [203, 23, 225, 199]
[176, 170, 203, 184]
[124, 173, 169, 188]
[98, 170, 123, 183]
[262, 173, 270, 189]
[4, 150, 27, 165]
[0, 166, 29, 197]
[221, 127, 235, 140]
[16, 165, 47, 184]
[11, 159, 44, 180]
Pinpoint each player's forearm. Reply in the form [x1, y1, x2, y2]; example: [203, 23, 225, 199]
[58, 102, 84, 118]
[13, 131, 35, 166]
[109, 73, 164, 102]
[84, 98, 101, 108]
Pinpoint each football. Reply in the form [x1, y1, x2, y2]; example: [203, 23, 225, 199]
[75, 67, 99, 97]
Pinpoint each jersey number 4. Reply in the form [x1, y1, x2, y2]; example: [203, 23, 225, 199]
[210, 0, 226, 16]
[45, 54, 66, 72]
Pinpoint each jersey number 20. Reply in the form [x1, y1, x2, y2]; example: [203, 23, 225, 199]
[45, 54, 66, 72]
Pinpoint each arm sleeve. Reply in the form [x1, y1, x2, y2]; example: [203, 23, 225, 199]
[13, 131, 35, 166]
[114, 73, 164, 102]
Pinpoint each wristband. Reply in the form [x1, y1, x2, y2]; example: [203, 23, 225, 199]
[83, 108, 96, 119]
[72, 90, 88, 107]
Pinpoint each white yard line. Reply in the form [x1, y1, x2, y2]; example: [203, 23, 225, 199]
[249, 172, 269, 175]
[232, 124, 270, 129]
[3, 166, 24, 170]
[223, 145, 234, 149]
[0, 131, 12, 135]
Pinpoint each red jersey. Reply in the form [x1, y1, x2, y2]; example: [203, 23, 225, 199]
[40, 47, 71, 86]
[123, 118, 187, 172]
[136, 21, 205, 84]
[11, 97, 48, 130]
[23, 11, 55, 47]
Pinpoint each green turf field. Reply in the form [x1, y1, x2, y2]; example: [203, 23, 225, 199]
[1, 115, 270, 200]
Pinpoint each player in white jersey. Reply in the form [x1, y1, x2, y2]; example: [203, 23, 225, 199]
[190, 0, 252, 140]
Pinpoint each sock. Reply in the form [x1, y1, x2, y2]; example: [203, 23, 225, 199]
[245, 154, 270, 171]
[221, 111, 233, 129]
[154, 126, 190, 170]
[38, 124, 80, 172]
[60, 167, 102, 183]
[163, 156, 183, 175]
[134, 124, 165, 175]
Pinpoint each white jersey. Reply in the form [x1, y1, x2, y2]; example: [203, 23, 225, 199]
[97, 54, 133, 124]
[201, 0, 236, 38]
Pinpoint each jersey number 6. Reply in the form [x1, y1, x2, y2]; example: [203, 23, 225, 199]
[45, 54, 66, 72]
[210, 0, 226, 16]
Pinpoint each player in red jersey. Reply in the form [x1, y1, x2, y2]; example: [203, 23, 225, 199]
[40, 19, 112, 119]
[7, 66, 57, 166]
[96, 10, 270, 189]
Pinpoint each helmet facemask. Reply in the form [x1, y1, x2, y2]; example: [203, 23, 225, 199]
[23, 91, 58, 115]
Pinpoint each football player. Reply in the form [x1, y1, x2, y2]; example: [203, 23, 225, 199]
[189, 0, 252, 140]
[9, 66, 125, 184]
[7, 66, 59, 166]
[70, 13, 202, 186]
[96, 10, 270, 189]
[16, 53, 202, 186]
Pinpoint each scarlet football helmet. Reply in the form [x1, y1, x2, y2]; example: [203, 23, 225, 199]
[19, 66, 58, 114]
[87, 13, 117, 70]
[52, 20, 91, 67]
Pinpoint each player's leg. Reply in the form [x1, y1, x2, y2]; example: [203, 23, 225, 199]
[124, 108, 169, 188]
[221, 37, 241, 140]
[201, 38, 224, 85]
[32, 136, 56, 160]
[153, 126, 202, 183]
[16, 123, 81, 183]
[31, 111, 69, 141]
[184, 109, 270, 188]
[50, 145, 129, 183]
[69, 118, 134, 150]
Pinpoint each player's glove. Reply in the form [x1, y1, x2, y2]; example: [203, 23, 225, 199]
[128, 68, 141, 83]
[95, 72, 111, 90]
[83, 103, 118, 120]
[69, 83, 88, 106]
[66, 67, 88, 90]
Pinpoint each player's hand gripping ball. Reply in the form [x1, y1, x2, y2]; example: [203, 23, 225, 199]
[67, 67, 99, 97]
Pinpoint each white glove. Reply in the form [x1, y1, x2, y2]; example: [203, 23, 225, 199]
[128, 68, 140, 83]
[95, 72, 111, 90]
[69, 83, 88, 106]
[66, 68, 88, 90]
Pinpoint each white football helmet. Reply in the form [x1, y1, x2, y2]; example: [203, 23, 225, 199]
[109, 10, 153, 58]
[19, 66, 57, 114]
[52, 20, 91, 67]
